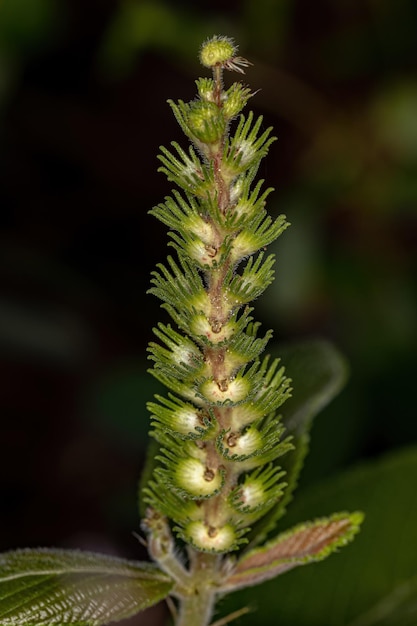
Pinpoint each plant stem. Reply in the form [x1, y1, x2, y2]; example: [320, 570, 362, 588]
[177, 589, 216, 626]
[176, 551, 220, 626]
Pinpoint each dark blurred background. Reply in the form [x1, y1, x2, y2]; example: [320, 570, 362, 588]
[0, 0, 416, 615]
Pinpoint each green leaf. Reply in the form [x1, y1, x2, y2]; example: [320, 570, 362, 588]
[0, 548, 174, 625]
[221, 446, 417, 626]
[248, 338, 348, 545]
[223, 512, 362, 592]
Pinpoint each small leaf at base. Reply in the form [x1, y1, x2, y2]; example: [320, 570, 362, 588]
[222, 511, 363, 591]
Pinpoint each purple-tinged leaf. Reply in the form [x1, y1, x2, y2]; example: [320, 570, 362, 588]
[223, 512, 363, 592]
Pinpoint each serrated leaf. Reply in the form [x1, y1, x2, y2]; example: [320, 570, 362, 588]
[0, 548, 174, 625]
[223, 512, 362, 591]
[248, 338, 348, 546]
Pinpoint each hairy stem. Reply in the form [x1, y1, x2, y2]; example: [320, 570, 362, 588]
[177, 552, 220, 626]
[177, 586, 216, 626]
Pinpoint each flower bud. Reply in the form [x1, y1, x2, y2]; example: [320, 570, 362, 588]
[175, 458, 223, 498]
[196, 78, 215, 102]
[220, 426, 262, 460]
[199, 376, 251, 405]
[189, 312, 238, 344]
[230, 465, 286, 516]
[185, 520, 237, 552]
[235, 481, 266, 511]
[172, 406, 207, 437]
[187, 101, 225, 144]
[223, 84, 252, 120]
[186, 239, 219, 268]
[200, 36, 237, 69]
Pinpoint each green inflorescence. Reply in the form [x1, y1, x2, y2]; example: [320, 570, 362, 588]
[143, 35, 293, 554]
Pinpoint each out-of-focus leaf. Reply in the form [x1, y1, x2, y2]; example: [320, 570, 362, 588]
[279, 338, 349, 435]
[0, 0, 61, 55]
[248, 338, 348, 546]
[223, 512, 362, 592]
[347, 575, 417, 626]
[221, 446, 417, 626]
[0, 548, 173, 625]
[98, 1, 212, 77]
[372, 81, 417, 161]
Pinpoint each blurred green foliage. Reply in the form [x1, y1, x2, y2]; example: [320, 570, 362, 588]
[0, 0, 62, 108]
[0, 0, 59, 55]
[98, 1, 210, 77]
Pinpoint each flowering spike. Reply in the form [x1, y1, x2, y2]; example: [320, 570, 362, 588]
[145, 38, 293, 555]
[141, 37, 361, 625]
